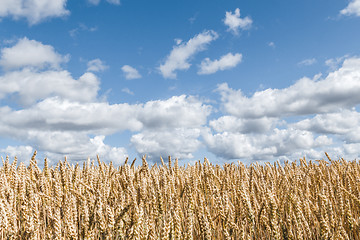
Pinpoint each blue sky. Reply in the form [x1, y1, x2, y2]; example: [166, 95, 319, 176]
[1, 0, 360, 166]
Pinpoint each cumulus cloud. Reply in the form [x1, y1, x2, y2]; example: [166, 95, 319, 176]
[298, 58, 317, 66]
[0, 38, 69, 70]
[0, 97, 143, 134]
[159, 30, 218, 78]
[0, 38, 100, 106]
[0, 70, 99, 105]
[131, 128, 202, 160]
[293, 109, 360, 143]
[0, 75, 211, 163]
[0, 39, 212, 163]
[0, 0, 69, 25]
[87, 58, 108, 72]
[202, 56, 360, 162]
[198, 52, 242, 75]
[344, 143, 360, 156]
[129, 95, 211, 160]
[0, 130, 128, 165]
[43, 135, 128, 165]
[223, 8, 252, 34]
[0, 39, 130, 164]
[0, 106, 132, 164]
[340, 0, 360, 16]
[0, 145, 34, 165]
[203, 127, 332, 161]
[209, 116, 276, 133]
[0, 95, 210, 163]
[216, 57, 360, 118]
[138, 95, 211, 129]
[121, 65, 142, 79]
[0, 95, 210, 137]
[4, 37, 360, 165]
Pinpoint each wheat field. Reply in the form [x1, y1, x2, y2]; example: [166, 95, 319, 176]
[0, 151, 360, 239]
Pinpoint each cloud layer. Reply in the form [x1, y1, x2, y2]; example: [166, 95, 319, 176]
[2, 37, 360, 164]
[216, 58, 360, 118]
[200, 57, 360, 162]
[0, 36, 212, 163]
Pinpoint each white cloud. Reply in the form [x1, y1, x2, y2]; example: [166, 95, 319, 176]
[0, 38, 69, 70]
[4, 37, 360, 164]
[25, 131, 128, 165]
[138, 95, 211, 129]
[216, 57, 360, 118]
[0, 97, 143, 135]
[344, 143, 360, 155]
[202, 56, 360, 162]
[88, 0, 120, 5]
[0, 95, 209, 136]
[121, 65, 142, 79]
[340, 0, 360, 16]
[293, 109, 360, 143]
[44, 135, 127, 165]
[198, 52, 242, 75]
[90, 136, 127, 164]
[131, 128, 202, 160]
[87, 58, 108, 72]
[209, 116, 276, 133]
[0, 70, 99, 105]
[159, 30, 218, 78]
[294, 110, 359, 135]
[298, 58, 317, 66]
[203, 127, 332, 161]
[0, 37, 99, 107]
[0, 38, 215, 164]
[0, 145, 34, 165]
[130, 95, 211, 160]
[223, 8, 252, 34]
[0, 0, 69, 25]
[0, 98, 139, 165]
[0, 89, 211, 163]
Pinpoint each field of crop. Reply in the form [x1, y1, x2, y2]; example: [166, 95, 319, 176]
[1, 152, 360, 239]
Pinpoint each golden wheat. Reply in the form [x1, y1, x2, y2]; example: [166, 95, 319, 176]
[1, 152, 360, 239]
